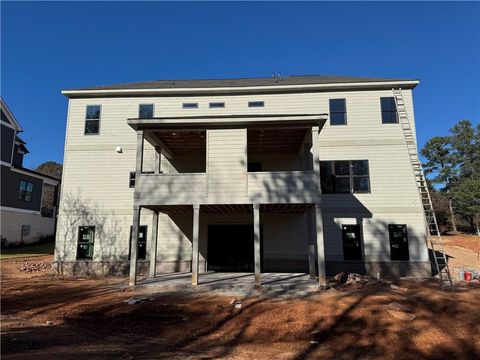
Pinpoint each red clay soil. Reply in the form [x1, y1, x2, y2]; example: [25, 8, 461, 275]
[443, 233, 480, 253]
[1, 255, 480, 360]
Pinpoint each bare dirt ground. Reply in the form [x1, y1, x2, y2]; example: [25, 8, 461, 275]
[440, 234, 480, 274]
[2, 241, 480, 359]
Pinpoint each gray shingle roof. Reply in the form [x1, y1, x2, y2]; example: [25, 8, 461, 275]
[69, 75, 417, 91]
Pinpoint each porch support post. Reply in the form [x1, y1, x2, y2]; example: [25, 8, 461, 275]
[253, 203, 261, 286]
[311, 126, 321, 194]
[192, 204, 200, 286]
[314, 203, 326, 288]
[129, 205, 141, 286]
[307, 208, 315, 279]
[129, 130, 144, 287]
[154, 146, 161, 174]
[149, 210, 159, 279]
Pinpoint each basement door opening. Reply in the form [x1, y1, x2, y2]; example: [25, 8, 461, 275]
[207, 224, 263, 272]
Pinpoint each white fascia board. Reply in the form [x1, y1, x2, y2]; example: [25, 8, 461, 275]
[62, 80, 420, 97]
[0, 98, 23, 132]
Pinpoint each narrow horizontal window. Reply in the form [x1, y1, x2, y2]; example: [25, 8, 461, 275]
[139, 104, 154, 119]
[380, 97, 398, 124]
[329, 99, 347, 126]
[248, 101, 264, 108]
[85, 105, 101, 135]
[209, 102, 225, 108]
[183, 103, 198, 109]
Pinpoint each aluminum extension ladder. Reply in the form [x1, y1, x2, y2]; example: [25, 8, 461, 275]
[392, 88, 454, 289]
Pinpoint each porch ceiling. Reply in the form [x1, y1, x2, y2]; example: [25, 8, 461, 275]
[248, 128, 309, 154]
[153, 130, 206, 155]
[147, 203, 313, 215]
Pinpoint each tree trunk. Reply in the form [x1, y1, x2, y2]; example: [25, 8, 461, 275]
[446, 189, 457, 232]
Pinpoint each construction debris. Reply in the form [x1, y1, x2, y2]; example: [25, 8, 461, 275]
[387, 301, 415, 321]
[124, 297, 153, 305]
[388, 302, 411, 313]
[17, 261, 51, 273]
[346, 273, 374, 285]
[333, 272, 348, 284]
[390, 284, 408, 292]
[387, 309, 416, 321]
[234, 300, 242, 309]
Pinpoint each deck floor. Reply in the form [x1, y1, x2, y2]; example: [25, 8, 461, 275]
[137, 272, 320, 292]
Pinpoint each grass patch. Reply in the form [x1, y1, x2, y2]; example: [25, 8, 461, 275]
[0, 242, 55, 260]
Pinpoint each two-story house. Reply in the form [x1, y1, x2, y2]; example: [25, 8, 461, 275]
[1, 98, 60, 245]
[55, 75, 431, 286]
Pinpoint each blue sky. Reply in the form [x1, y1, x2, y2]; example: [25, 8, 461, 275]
[1, 1, 479, 168]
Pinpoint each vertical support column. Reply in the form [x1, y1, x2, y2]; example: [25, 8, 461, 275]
[192, 204, 200, 286]
[307, 208, 315, 279]
[129, 130, 144, 287]
[149, 210, 159, 279]
[253, 203, 261, 286]
[311, 126, 321, 195]
[129, 205, 141, 286]
[314, 203, 326, 288]
[154, 146, 161, 174]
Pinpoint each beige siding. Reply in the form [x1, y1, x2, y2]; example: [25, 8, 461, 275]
[56, 88, 427, 265]
[207, 129, 247, 199]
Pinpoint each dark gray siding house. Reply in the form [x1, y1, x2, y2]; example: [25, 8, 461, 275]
[0, 98, 61, 245]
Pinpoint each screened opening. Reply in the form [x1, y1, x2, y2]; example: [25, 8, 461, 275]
[247, 128, 311, 172]
[151, 130, 206, 173]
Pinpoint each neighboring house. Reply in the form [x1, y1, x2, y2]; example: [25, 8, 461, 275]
[55, 75, 431, 286]
[1, 98, 60, 245]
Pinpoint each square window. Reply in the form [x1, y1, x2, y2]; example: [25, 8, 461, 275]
[209, 102, 225, 108]
[86, 105, 101, 120]
[139, 104, 154, 119]
[353, 177, 369, 193]
[334, 161, 350, 176]
[85, 120, 100, 134]
[335, 177, 351, 193]
[352, 160, 369, 176]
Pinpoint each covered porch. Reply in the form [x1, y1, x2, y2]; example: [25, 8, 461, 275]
[129, 203, 327, 289]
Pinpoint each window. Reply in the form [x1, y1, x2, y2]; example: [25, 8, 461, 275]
[18, 180, 33, 202]
[129, 225, 147, 260]
[183, 103, 198, 109]
[388, 225, 409, 261]
[248, 101, 264, 108]
[85, 105, 101, 134]
[21, 225, 30, 236]
[380, 97, 398, 124]
[247, 162, 262, 172]
[139, 104, 154, 119]
[320, 160, 370, 194]
[129, 172, 136, 188]
[209, 102, 225, 108]
[329, 99, 347, 125]
[77, 226, 95, 260]
[342, 225, 362, 261]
